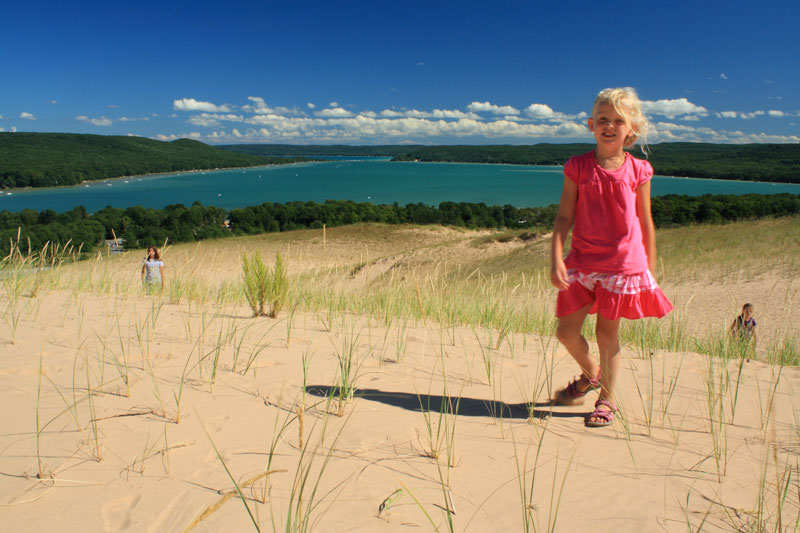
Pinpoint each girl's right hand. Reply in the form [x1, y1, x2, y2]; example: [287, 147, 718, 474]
[550, 259, 570, 290]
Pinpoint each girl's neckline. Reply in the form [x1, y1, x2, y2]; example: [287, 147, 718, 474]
[593, 151, 628, 172]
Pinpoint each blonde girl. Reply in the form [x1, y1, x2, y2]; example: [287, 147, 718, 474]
[550, 87, 673, 427]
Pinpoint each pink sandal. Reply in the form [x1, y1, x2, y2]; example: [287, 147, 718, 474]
[585, 399, 616, 427]
[553, 369, 601, 406]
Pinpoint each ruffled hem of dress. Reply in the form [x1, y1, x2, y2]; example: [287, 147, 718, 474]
[589, 287, 674, 320]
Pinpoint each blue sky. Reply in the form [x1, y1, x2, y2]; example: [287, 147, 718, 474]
[3, 0, 799, 145]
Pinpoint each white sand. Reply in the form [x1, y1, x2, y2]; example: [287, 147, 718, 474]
[1, 285, 798, 531]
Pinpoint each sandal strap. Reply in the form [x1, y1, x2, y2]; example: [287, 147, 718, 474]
[569, 369, 602, 396]
[588, 408, 614, 423]
[587, 369, 602, 388]
[594, 399, 617, 412]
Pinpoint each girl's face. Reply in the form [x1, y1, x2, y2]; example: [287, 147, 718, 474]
[589, 102, 634, 152]
[743, 307, 753, 319]
[148, 248, 155, 258]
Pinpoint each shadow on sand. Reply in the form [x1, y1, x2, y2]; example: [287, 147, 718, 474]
[305, 385, 584, 420]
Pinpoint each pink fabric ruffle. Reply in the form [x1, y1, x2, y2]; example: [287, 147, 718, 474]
[556, 270, 674, 320]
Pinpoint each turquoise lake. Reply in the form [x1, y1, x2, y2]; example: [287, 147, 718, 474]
[2, 158, 798, 213]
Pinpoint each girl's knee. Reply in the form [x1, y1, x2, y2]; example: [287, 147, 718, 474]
[556, 322, 582, 344]
[595, 319, 620, 345]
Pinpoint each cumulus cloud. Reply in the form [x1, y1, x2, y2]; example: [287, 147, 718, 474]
[641, 98, 708, 119]
[76, 115, 112, 126]
[523, 104, 587, 123]
[173, 98, 232, 112]
[720, 73, 728, 80]
[315, 107, 354, 118]
[119, 116, 150, 122]
[716, 110, 766, 120]
[468, 101, 520, 115]
[156, 132, 202, 141]
[307, 103, 316, 109]
[20, 112, 37, 120]
[241, 96, 272, 114]
[187, 113, 244, 127]
[652, 121, 800, 143]
[768, 110, 786, 117]
[525, 103, 556, 120]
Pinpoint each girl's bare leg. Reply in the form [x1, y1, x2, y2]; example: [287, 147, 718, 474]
[592, 314, 621, 422]
[556, 302, 600, 386]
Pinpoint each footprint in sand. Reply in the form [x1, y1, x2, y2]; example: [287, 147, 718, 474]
[101, 492, 141, 531]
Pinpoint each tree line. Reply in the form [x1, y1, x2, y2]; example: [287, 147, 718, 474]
[0, 133, 309, 188]
[1, 194, 798, 257]
[392, 143, 800, 183]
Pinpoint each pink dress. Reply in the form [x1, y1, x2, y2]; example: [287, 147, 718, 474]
[556, 151, 673, 320]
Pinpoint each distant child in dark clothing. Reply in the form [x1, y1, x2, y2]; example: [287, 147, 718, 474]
[730, 303, 757, 346]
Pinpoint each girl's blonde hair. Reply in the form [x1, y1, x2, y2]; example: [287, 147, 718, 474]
[592, 87, 649, 154]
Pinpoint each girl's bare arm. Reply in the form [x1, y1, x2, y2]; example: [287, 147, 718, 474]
[551, 176, 578, 289]
[636, 181, 657, 273]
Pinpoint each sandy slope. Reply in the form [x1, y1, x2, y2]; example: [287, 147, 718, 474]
[1, 285, 798, 532]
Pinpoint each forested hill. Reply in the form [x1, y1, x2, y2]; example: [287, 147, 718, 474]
[220, 144, 423, 157]
[0, 133, 306, 188]
[392, 143, 800, 183]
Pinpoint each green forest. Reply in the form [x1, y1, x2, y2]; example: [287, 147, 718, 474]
[3, 134, 798, 188]
[392, 143, 800, 183]
[220, 144, 422, 157]
[0, 133, 308, 188]
[1, 194, 798, 257]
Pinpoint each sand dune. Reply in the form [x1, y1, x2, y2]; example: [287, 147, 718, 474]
[1, 224, 798, 531]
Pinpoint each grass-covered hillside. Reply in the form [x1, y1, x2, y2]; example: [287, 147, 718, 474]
[0, 133, 305, 188]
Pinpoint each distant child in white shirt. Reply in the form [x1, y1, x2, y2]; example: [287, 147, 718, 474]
[141, 246, 165, 292]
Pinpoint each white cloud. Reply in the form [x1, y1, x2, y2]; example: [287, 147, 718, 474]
[315, 107, 354, 117]
[641, 98, 708, 119]
[716, 110, 766, 120]
[329, 102, 339, 108]
[652, 121, 800, 143]
[76, 115, 112, 126]
[525, 103, 556, 120]
[20, 112, 37, 120]
[468, 101, 520, 115]
[720, 73, 728, 80]
[173, 98, 232, 112]
[187, 113, 244, 127]
[768, 110, 786, 117]
[155, 132, 202, 141]
[119, 116, 150, 122]
[193, 111, 589, 144]
[242, 96, 272, 114]
[188, 116, 220, 127]
[47, 99, 58, 105]
[523, 104, 586, 123]
[107, 104, 119, 109]
[740, 111, 764, 119]
[307, 103, 316, 109]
